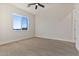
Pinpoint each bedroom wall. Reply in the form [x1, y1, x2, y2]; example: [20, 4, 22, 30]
[0, 3, 75, 45]
[35, 4, 75, 42]
[0, 4, 35, 44]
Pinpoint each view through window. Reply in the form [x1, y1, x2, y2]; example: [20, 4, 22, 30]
[13, 14, 28, 30]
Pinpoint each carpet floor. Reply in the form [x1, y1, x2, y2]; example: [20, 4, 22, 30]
[0, 37, 78, 56]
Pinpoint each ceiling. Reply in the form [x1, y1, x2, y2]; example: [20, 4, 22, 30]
[11, 3, 47, 14]
[11, 3, 74, 15]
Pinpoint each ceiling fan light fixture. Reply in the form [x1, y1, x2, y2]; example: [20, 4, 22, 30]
[28, 3, 45, 10]
[35, 4, 38, 6]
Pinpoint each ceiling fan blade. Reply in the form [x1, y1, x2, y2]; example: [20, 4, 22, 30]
[35, 5, 38, 9]
[28, 3, 36, 7]
[28, 3, 36, 5]
[38, 3, 45, 8]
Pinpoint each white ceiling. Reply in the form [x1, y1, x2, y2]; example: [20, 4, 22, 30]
[11, 3, 59, 14]
[11, 3, 74, 15]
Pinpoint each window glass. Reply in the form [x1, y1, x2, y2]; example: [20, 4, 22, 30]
[12, 14, 28, 30]
[13, 15, 21, 30]
[21, 16, 28, 30]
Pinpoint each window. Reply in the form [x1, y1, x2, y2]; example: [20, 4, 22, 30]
[12, 14, 28, 30]
[21, 16, 28, 30]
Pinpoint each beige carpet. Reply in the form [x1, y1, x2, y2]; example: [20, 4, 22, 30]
[0, 37, 78, 56]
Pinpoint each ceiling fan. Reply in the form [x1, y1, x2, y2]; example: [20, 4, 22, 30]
[28, 3, 45, 10]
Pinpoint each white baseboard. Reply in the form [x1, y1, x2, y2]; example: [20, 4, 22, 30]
[36, 35, 75, 43]
[0, 36, 34, 45]
[0, 35, 75, 46]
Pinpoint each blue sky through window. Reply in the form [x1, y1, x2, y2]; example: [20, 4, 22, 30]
[13, 15, 21, 29]
[13, 15, 28, 30]
[21, 16, 28, 29]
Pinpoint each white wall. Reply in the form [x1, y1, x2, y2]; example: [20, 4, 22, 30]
[0, 4, 35, 44]
[35, 4, 74, 42]
[0, 3, 75, 45]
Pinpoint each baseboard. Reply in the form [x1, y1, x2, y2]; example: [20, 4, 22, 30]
[0, 35, 75, 46]
[0, 36, 34, 46]
[36, 35, 75, 43]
